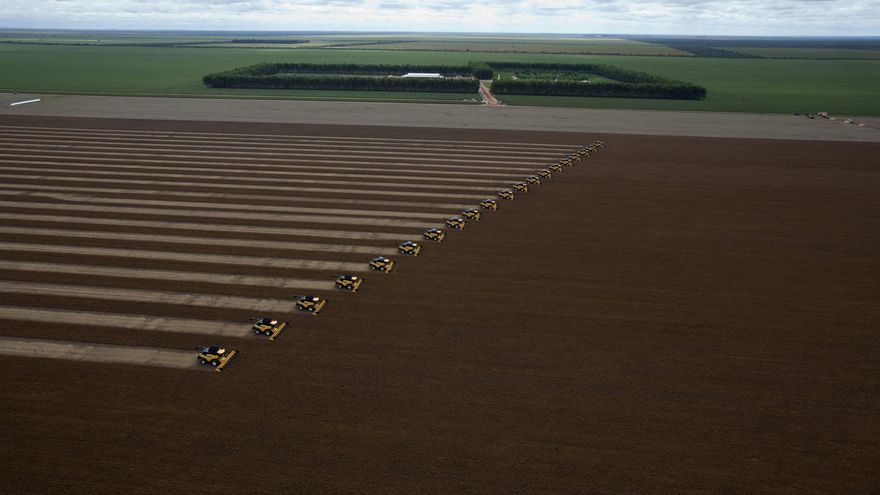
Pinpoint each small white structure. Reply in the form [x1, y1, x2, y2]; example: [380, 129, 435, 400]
[401, 73, 442, 78]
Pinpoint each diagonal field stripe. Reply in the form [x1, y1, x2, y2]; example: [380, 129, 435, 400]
[0, 136, 564, 162]
[0, 241, 370, 272]
[0, 337, 200, 369]
[0, 142, 547, 166]
[0, 200, 444, 229]
[0, 191, 454, 220]
[0, 130, 570, 156]
[0, 131, 567, 158]
[0, 173, 492, 199]
[0, 165, 508, 192]
[0, 308, 247, 337]
[0, 213, 426, 241]
[0, 260, 339, 291]
[0, 226, 400, 256]
[0, 280, 294, 312]
[0, 148, 541, 173]
[0, 183, 478, 210]
[0, 124, 578, 150]
[0, 156, 518, 185]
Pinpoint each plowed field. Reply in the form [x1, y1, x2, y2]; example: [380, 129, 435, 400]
[2, 116, 879, 493]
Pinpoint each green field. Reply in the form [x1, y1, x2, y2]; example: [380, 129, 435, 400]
[1, 39, 878, 114]
[720, 47, 880, 60]
[339, 39, 689, 56]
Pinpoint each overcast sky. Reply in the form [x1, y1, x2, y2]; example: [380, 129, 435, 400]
[1, 0, 878, 36]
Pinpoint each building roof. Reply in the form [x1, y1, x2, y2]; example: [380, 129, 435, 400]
[401, 73, 442, 78]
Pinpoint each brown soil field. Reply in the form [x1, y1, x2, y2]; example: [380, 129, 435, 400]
[1, 115, 879, 494]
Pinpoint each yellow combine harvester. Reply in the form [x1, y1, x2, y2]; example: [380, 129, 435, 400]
[424, 228, 445, 242]
[446, 217, 465, 230]
[479, 198, 498, 210]
[513, 183, 529, 192]
[335, 274, 364, 292]
[368, 256, 396, 272]
[398, 240, 422, 256]
[197, 346, 238, 372]
[252, 318, 288, 340]
[462, 208, 481, 221]
[296, 295, 328, 315]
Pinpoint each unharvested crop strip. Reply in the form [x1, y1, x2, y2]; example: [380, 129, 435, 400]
[0, 166, 503, 192]
[0, 184, 477, 210]
[0, 153, 532, 178]
[0, 308, 243, 337]
[0, 280, 296, 312]
[0, 131, 565, 157]
[0, 242, 368, 272]
[0, 336, 200, 368]
[0, 260, 339, 291]
[0, 158, 516, 185]
[0, 135, 564, 162]
[0, 191, 454, 220]
[0, 213, 420, 241]
[0, 200, 443, 229]
[0, 173, 492, 199]
[0, 125, 577, 150]
[0, 226, 400, 256]
[0, 142, 546, 166]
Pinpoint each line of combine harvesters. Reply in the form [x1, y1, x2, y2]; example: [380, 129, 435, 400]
[199, 141, 605, 372]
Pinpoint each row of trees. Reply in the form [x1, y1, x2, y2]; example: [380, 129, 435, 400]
[210, 62, 475, 77]
[203, 61, 705, 99]
[486, 62, 676, 84]
[203, 73, 479, 93]
[492, 80, 706, 100]
[229, 39, 309, 44]
[486, 62, 706, 99]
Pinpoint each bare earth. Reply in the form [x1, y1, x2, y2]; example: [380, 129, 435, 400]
[0, 110, 879, 494]
[2, 93, 878, 142]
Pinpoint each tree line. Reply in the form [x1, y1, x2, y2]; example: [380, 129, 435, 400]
[203, 61, 705, 99]
[491, 80, 706, 99]
[209, 62, 475, 77]
[203, 72, 478, 93]
[486, 62, 707, 99]
[229, 39, 310, 44]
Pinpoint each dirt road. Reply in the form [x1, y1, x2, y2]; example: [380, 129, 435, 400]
[2, 93, 878, 142]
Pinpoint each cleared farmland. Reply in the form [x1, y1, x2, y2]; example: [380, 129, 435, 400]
[0, 122, 579, 369]
[338, 40, 689, 56]
[2, 116, 878, 493]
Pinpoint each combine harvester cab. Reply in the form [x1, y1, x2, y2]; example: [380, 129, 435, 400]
[197, 346, 239, 372]
[252, 317, 288, 340]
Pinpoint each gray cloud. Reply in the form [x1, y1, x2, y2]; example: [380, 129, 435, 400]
[0, 0, 877, 35]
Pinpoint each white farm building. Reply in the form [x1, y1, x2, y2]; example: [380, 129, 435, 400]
[401, 73, 442, 78]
